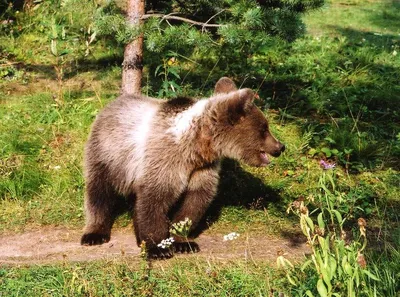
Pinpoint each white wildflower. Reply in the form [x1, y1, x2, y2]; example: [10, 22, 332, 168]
[393, 50, 397, 56]
[157, 237, 175, 249]
[170, 217, 192, 237]
[223, 232, 240, 241]
[53, 165, 61, 170]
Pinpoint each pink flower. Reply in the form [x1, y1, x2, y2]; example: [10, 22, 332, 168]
[319, 159, 336, 170]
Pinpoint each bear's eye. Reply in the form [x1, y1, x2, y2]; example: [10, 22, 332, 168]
[261, 124, 269, 137]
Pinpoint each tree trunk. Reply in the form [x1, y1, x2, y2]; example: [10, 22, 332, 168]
[121, 0, 145, 96]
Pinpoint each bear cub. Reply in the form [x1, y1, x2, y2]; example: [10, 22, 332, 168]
[81, 77, 285, 259]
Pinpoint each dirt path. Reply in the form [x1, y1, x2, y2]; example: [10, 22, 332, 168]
[0, 227, 310, 265]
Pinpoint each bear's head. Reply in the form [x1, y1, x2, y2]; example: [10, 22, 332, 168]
[212, 77, 285, 167]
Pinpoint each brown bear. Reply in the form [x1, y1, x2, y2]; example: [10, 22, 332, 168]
[81, 77, 285, 259]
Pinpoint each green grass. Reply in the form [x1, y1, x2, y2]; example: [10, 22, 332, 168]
[1, 251, 398, 296]
[304, 0, 400, 37]
[0, 259, 288, 297]
[0, 72, 120, 231]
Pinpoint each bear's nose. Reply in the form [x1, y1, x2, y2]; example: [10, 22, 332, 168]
[271, 143, 285, 157]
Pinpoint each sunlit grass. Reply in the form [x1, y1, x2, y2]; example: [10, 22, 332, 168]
[0, 258, 287, 297]
[304, 0, 400, 37]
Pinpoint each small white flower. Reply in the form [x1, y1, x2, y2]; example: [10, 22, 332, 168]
[393, 50, 397, 56]
[170, 218, 192, 237]
[157, 237, 174, 249]
[53, 165, 61, 170]
[223, 232, 240, 241]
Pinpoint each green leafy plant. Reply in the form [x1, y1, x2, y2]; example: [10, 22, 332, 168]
[155, 53, 182, 97]
[307, 122, 384, 172]
[281, 171, 380, 297]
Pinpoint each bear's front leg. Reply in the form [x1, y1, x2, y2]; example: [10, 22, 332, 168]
[134, 188, 177, 260]
[171, 163, 220, 254]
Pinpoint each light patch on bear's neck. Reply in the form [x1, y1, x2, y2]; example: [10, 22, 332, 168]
[167, 99, 208, 140]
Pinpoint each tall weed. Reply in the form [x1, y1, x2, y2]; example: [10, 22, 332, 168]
[282, 170, 384, 297]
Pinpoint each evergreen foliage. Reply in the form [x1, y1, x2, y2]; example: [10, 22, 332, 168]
[94, 0, 324, 91]
[96, 0, 324, 48]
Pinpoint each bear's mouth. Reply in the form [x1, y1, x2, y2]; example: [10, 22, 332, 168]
[259, 151, 270, 166]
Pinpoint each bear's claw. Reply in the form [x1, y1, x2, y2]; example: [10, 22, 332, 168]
[147, 247, 174, 260]
[81, 233, 110, 246]
[173, 242, 200, 254]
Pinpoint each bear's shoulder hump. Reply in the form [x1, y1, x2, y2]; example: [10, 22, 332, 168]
[162, 97, 196, 113]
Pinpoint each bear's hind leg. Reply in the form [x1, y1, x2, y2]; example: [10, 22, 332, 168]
[171, 164, 220, 253]
[81, 173, 118, 246]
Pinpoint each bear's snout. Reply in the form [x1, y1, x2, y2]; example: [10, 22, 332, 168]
[271, 143, 285, 157]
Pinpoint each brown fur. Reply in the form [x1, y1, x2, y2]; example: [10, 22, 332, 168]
[81, 78, 285, 259]
[214, 76, 238, 94]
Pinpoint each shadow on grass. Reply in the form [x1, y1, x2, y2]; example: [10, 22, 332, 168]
[367, 0, 400, 32]
[193, 159, 306, 248]
[13, 54, 123, 80]
[280, 230, 307, 247]
[192, 159, 287, 237]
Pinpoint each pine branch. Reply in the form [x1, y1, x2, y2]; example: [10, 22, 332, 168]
[141, 13, 223, 28]
[202, 9, 226, 32]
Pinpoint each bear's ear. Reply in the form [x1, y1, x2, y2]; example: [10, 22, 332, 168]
[214, 77, 238, 94]
[226, 88, 255, 124]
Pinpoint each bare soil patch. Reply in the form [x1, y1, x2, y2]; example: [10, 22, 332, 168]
[0, 227, 309, 266]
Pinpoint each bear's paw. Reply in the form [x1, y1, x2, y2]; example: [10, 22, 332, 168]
[81, 233, 110, 246]
[173, 241, 200, 254]
[147, 247, 174, 260]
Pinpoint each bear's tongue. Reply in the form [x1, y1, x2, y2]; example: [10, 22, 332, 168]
[260, 152, 270, 165]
